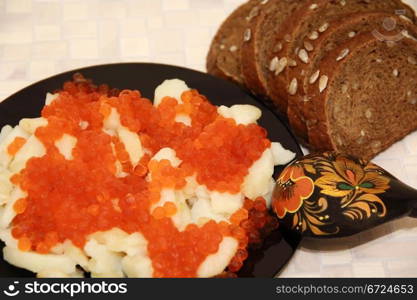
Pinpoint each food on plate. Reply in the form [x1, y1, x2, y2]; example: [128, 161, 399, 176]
[0, 74, 295, 278]
[207, 0, 417, 161]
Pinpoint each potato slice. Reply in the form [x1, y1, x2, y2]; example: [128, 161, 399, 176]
[55, 134, 77, 160]
[84, 239, 124, 278]
[19, 118, 48, 134]
[122, 254, 153, 278]
[117, 127, 144, 167]
[271, 142, 296, 166]
[217, 104, 262, 125]
[154, 79, 189, 107]
[242, 148, 274, 199]
[0, 126, 29, 168]
[44, 93, 58, 106]
[3, 246, 77, 276]
[0, 187, 27, 228]
[210, 191, 244, 216]
[9, 135, 46, 173]
[151, 147, 182, 167]
[197, 237, 238, 277]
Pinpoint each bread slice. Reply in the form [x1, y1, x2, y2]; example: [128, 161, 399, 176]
[287, 12, 417, 142]
[240, 0, 308, 102]
[248, 0, 317, 113]
[265, 0, 416, 114]
[305, 30, 417, 160]
[206, 0, 260, 85]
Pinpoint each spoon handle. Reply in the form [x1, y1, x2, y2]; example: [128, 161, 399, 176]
[273, 152, 417, 238]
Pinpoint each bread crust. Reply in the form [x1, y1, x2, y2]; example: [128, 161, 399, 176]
[240, 0, 307, 101]
[263, 0, 320, 113]
[206, 0, 259, 85]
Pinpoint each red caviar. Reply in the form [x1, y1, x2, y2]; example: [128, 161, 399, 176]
[7, 137, 27, 156]
[10, 74, 273, 277]
[17, 237, 31, 252]
[13, 198, 27, 214]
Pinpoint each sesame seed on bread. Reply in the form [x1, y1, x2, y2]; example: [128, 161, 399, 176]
[267, 0, 416, 117]
[206, 0, 260, 85]
[288, 10, 417, 143]
[306, 29, 417, 160]
[240, 0, 308, 101]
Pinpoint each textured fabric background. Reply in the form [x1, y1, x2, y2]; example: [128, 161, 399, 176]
[0, 0, 416, 277]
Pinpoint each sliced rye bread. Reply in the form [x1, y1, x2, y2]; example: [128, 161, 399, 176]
[305, 30, 417, 161]
[206, 0, 260, 85]
[254, 0, 319, 113]
[240, 0, 309, 102]
[264, 0, 416, 115]
[287, 11, 417, 142]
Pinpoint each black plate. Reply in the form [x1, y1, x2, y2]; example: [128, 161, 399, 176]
[0, 63, 302, 278]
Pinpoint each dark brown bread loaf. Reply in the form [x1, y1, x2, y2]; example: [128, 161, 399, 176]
[305, 30, 417, 160]
[265, 0, 416, 114]
[287, 12, 417, 142]
[257, 0, 318, 112]
[206, 0, 259, 85]
[240, 0, 308, 101]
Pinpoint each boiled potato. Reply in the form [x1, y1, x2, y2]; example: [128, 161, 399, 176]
[9, 135, 46, 173]
[217, 104, 262, 125]
[19, 118, 48, 134]
[3, 245, 78, 276]
[154, 79, 189, 107]
[55, 134, 77, 160]
[242, 148, 274, 200]
[84, 239, 124, 278]
[197, 237, 238, 277]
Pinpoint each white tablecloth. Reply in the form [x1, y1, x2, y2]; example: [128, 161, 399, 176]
[0, 0, 417, 277]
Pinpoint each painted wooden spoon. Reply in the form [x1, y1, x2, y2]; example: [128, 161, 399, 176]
[272, 152, 417, 238]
